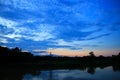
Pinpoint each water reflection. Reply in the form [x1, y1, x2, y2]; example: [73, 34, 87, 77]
[0, 67, 41, 80]
[87, 67, 95, 74]
[0, 65, 120, 80]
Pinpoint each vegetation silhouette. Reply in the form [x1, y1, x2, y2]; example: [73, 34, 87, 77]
[0, 46, 120, 79]
[0, 46, 120, 69]
[89, 51, 95, 57]
[0, 46, 33, 64]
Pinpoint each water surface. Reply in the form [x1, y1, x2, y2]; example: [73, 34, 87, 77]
[23, 66, 120, 80]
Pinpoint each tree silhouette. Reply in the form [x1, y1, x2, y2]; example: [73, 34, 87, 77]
[11, 47, 21, 53]
[89, 51, 95, 57]
[118, 52, 120, 56]
[0, 45, 120, 74]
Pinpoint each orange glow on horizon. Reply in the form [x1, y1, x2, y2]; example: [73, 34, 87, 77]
[47, 48, 120, 57]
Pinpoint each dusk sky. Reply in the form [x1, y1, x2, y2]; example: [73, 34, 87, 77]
[0, 0, 120, 56]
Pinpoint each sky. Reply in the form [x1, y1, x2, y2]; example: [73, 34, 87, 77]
[0, 0, 120, 56]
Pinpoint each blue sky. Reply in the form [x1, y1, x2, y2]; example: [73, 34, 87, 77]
[0, 0, 120, 56]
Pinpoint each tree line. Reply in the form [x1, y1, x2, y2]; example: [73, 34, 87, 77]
[0, 46, 120, 67]
[0, 46, 33, 63]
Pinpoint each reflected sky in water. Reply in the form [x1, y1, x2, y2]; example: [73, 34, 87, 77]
[23, 67, 120, 80]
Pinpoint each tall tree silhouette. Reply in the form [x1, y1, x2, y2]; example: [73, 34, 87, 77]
[89, 51, 95, 57]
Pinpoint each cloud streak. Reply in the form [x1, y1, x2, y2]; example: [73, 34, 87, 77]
[0, 0, 120, 56]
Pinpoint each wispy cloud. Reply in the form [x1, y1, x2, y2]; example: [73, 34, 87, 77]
[0, 38, 8, 44]
[0, 17, 56, 41]
[0, 0, 120, 56]
[83, 28, 112, 40]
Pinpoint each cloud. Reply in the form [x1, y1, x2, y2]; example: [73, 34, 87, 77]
[58, 0, 83, 6]
[51, 39, 100, 50]
[0, 16, 113, 51]
[0, 0, 120, 53]
[83, 28, 112, 40]
[32, 49, 49, 55]
[3, 28, 55, 41]
[32, 49, 48, 53]
[0, 38, 8, 44]
[0, 0, 37, 10]
[0, 17, 18, 28]
[0, 17, 56, 41]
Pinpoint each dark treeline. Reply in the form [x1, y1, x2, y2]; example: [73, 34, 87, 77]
[0, 46, 120, 68]
[0, 46, 120, 80]
[0, 46, 33, 63]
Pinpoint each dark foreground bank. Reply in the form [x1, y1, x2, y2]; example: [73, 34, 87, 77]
[0, 46, 120, 68]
